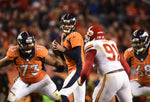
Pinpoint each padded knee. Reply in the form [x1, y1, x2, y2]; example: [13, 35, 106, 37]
[54, 91, 61, 100]
[7, 92, 17, 102]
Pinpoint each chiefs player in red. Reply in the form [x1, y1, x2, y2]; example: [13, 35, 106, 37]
[0, 32, 64, 102]
[124, 29, 150, 97]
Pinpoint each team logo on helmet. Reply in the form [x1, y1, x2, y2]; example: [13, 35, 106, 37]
[84, 26, 105, 43]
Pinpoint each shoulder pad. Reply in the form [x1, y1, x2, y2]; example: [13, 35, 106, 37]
[84, 41, 95, 53]
[124, 47, 134, 61]
[35, 45, 48, 58]
[7, 46, 19, 60]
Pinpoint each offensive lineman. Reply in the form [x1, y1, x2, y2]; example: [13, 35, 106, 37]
[124, 29, 150, 97]
[0, 32, 64, 102]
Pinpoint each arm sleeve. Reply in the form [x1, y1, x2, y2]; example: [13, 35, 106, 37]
[80, 50, 97, 83]
[64, 46, 81, 62]
[60, 52, 65, 61]
[120, 55, 130, 79]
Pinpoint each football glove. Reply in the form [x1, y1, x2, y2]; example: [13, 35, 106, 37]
[77, 77, 83, 86]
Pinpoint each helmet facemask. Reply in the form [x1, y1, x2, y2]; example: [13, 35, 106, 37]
[84, 29, 94, 43]
[61, 21, 75, 34]
[60, 14, 76, 34]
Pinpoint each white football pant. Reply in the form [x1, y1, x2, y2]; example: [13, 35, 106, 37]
[92, 71, 132, 102]
[59, 70, 86, 102]
[7, 74, 60, 102]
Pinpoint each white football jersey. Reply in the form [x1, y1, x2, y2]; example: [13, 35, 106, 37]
[84, 39, 123, 76]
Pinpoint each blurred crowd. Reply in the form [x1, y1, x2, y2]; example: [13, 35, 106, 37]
[0, 0, 150, 102]
[0, 0, 150, 56]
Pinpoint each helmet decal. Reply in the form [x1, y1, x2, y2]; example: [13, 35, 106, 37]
[84, 26, 105, 43]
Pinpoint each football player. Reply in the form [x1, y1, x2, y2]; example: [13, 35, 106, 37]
[0, 32, 64, 102]
[124, 29, 150, 96]
[51, 14, 86, 102]
[78, 26, 132, 102]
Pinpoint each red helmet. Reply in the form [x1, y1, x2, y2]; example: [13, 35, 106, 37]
[84, 26, 105, 43]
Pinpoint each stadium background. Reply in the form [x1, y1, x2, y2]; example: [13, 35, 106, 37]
[0, 0, 150, 102]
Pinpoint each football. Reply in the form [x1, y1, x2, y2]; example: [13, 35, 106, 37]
[52, 49, 61, 56]
[51, 40, 61, 56]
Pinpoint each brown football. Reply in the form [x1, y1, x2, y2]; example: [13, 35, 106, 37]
[51, 40, 61, 56]
[52, 49, 61, 56]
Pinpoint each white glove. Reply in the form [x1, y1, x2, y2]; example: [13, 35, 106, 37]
[77, 77, 83, 86]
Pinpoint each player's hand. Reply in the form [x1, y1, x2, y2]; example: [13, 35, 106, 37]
[51, 40, 65, 52]
[51, 40, 57, 50]
[77, 77, 83, 86]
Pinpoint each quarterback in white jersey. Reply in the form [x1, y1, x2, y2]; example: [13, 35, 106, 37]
[78, 26, 132, 102]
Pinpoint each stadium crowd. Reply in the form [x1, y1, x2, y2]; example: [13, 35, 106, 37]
[0, 0, 150, 102]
